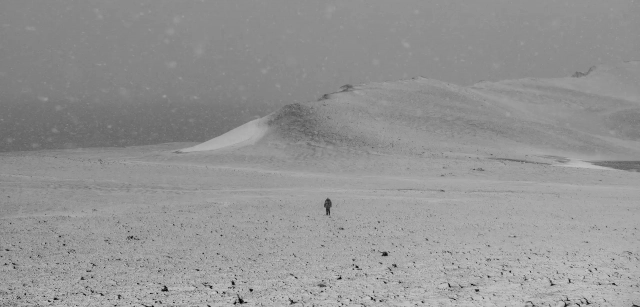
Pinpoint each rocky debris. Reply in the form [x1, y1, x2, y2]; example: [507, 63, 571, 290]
[548, 296, 597, 307]
[381, 251, 389, 257]
[437, 282, 450, 290]
[470, 294, 483, 301]
[572, 66, 596, 78]
[317, 93, 332, 101]
[339, 84, 355, 92]
[233, 294, 246, 305]
[547, 278, 556, 286]
[317, 84, 356, 101]
[553, 301, 566, 307]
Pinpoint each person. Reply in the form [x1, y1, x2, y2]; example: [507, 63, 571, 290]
[324, 198, 332, 216]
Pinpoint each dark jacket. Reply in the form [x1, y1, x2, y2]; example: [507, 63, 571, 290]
[324, 198, 332, 208]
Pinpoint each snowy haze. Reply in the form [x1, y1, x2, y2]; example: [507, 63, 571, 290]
[1, 0, 639, 152]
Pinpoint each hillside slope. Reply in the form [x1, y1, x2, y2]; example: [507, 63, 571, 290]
[179, 61, 640, 160]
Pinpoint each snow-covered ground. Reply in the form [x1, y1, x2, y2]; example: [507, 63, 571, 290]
[2, 62, 640, 306]
[1, 144, 638, 306]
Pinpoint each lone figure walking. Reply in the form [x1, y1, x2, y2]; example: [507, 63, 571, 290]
[324, 198, 332, 216]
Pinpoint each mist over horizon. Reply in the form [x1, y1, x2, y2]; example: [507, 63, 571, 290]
[1, 0, 639, 152]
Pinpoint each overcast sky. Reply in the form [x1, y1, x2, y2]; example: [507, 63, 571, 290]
[1, 0, 639, 127]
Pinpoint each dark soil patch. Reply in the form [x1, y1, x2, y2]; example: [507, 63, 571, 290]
[489, 158, 550, 165]
[538, 155, 571, 163]
[589, 161, 640, 172]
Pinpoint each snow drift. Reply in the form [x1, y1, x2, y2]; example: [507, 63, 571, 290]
[177, 117, 269, 153]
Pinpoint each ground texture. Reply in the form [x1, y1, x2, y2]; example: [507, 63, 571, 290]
[2, 62, 640, 306]
[1, 144, 639, 306]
